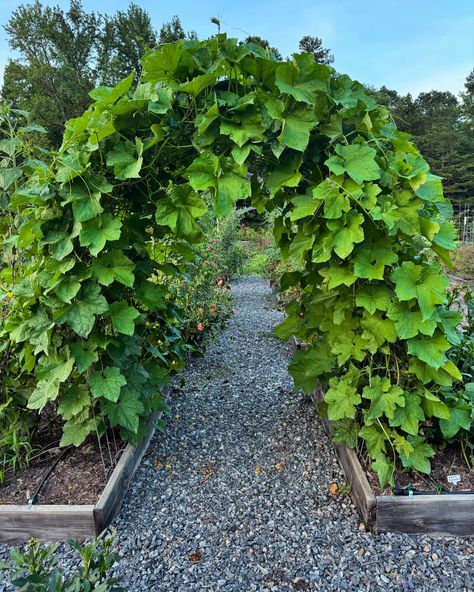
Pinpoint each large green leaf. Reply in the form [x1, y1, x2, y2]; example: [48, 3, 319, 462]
[319, 265, 357, 290]
[390, 262, 448, 320]
[57, 282, 108, 338]
[439, 404, 472, 438]
[216, 173, 251, 217]
[70, 340, 99, 373]
[355, 286, 392, 315]
[325, 144, 381, 185]
[55, 276, 82, 304]
[399, 436, 434, 474]
[28, 356, 74, 410]
[0, 167, 22, 190]
[155, 184, 207, 239]
[387, 302, 437, 340]
[278, 105, 318, 152]
[187, 152, 219, 191]
[288, 343, 333, 393]
[88, 366, 127, 402]
[135, 281, 166, 310]
[421, 390, 451, 420]
[106, 138, 143, 180]
[89, 72, 135, 106]
[266, 164, 302, 197]
[58, 384, 90, 420]
[275, 57, 329, 103]
[108, 301, 140, 335]
[60, 419, 96, 447]
[363, 377, 405, 422]
[353, 245, 398, 280]
[102, 388, 144, 433]
[407, 331, 450, 369]
[391, 393, 424, 436]
[80, 213, 122, 256]
[92, 251, 135, 287]
[359, 425, 387, 456]
[325, 373, 361, 420]
[328, 212, 365, 258]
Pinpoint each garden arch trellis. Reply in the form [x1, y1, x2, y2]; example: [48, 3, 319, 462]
[2, 35, 461, 486]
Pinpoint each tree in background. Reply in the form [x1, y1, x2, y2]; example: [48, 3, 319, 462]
[375, 82, 474, 202]
[243, 36, 282, 60]
[97, 4, 157, 85]
[1, 2, 192, 145]
[298, 35, 334, 64]
[159, 15, 197, 44]
[462, 69, 474, 128]
[2, 0, 98, 145]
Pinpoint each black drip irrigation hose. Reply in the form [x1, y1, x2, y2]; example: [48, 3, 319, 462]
[394, 486, 474, 496]
[27, 447, 71, 507]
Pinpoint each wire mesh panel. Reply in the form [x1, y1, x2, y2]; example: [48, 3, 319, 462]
[451, 202, 474, 244]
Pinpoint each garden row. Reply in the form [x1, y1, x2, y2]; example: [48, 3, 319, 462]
[0, 36, 472, 543]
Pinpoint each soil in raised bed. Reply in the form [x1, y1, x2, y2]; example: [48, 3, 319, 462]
[362, 443, 474, 496]
[0, 431, 124, 505]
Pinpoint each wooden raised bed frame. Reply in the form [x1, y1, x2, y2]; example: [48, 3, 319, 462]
[311, 387, 474, 537]
[0, 411, 162, 544]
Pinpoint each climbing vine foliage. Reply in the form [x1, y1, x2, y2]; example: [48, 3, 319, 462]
[0, 36, 465, 485]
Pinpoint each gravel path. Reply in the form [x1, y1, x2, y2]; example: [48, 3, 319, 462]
[1, 276, 473, 591]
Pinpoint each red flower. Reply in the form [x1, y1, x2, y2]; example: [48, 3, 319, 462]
[197, 323, 204, 331]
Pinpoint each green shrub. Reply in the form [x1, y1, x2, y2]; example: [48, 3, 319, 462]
[452, 244, 474, 279]
[242, 251, 273, 275]
[0, 535, 122, 591]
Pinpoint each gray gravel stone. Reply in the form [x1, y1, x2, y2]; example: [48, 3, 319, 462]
[1, 276, 473, 591]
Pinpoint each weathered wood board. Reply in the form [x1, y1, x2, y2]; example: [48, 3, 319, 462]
[310, 388, 376, 525]
[94, 411, 162, 533]
[377, 494, 474, 537]
[0, 505, 96, 544]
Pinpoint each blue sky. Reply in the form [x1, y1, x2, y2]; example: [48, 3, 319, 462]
[0, 0, 473, 97]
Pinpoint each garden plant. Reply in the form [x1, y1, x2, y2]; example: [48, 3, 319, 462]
[0, 34, 472, 491]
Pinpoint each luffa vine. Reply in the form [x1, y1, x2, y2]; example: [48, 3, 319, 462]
[0, 36, 466, 485]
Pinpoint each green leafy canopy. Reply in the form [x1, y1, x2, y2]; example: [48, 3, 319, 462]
[0, 35, 466, 487]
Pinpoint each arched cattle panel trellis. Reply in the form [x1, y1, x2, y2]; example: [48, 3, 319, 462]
[2, 35, 460, 486]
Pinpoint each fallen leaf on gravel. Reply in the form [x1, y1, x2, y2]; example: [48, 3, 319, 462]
[188, 550, 202, 563]
[292, 578, 310, 590]
[275, 462, 285, 470]
[195, 464, 215, 484]
[255, 466, 262, 475]
[358, 522, 365, 531]
[329, 482, 339, 496]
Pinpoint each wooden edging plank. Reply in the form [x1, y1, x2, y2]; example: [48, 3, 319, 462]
[310, 388, 376, 525]
[0, 505, 96, 544]
[93, 408, 164, 534]
[377, 494, 474, 537]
